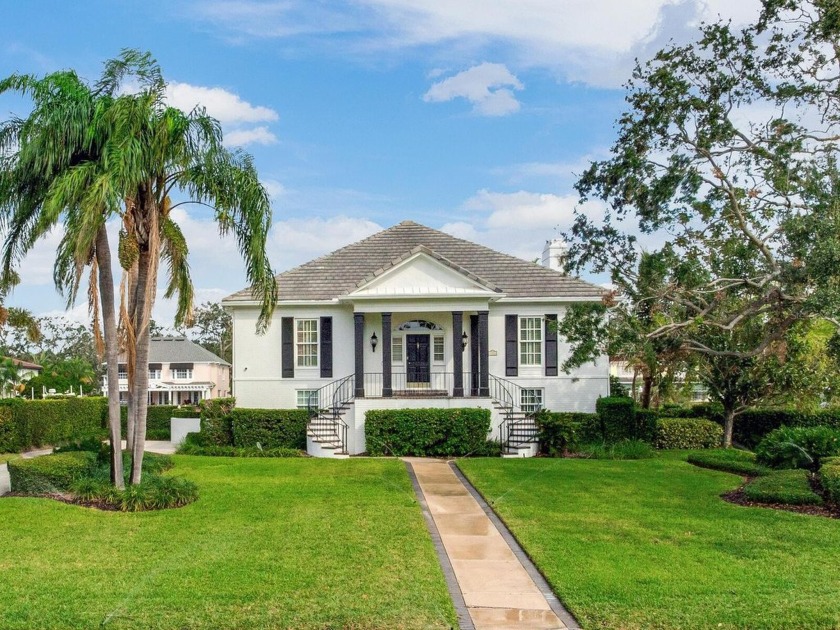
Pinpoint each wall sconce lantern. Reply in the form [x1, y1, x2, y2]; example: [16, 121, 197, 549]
[370, 332, 378, 352]
[461, 331, 468, 351]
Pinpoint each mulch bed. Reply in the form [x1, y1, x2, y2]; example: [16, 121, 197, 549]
[721, 480, 840, 520]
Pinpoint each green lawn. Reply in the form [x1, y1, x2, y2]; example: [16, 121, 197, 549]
[458, 456, 840, 630]
[0, 453, 20, 465]
[0, 457, 456, 629]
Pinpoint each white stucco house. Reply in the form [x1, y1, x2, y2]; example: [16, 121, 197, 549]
[223, 221, 608, 457]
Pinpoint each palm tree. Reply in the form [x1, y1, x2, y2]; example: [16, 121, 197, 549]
[1, 50, 277, 483]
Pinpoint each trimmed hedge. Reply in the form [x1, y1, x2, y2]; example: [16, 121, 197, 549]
[595, 397, 636, 442]
[230, 409, 308, 450]
[820, 457, 840, 504]
[687, 449, 771, 477]
[755, 426, 840, 471]
[743, 469, 823, 506]
[198, 397, 235, 446]
[178, 443, 304, 457]
[0, 397, 107, 453]
[171, 408, 200, 418]
[7, 451, 97, 493]
[365, 408, 491, 456]
[654, 417, 723, 449]
[119, 405, 177, 439]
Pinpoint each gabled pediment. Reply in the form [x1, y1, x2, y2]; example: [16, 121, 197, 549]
[346, 247, 502, 298]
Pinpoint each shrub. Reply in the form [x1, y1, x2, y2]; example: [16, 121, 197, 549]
[820, 457, 840, 504]
[736, 408, 840, 449]
[654, 418, 723, 449]
[0, 397, 107, 452]
[171, 408, 200, 418]
[365, 408, 491, 456]
[687, 449, 771, 477]
[119, 405, 177, 440]
[578, 439, 654, 460]
[596, 396, 636, 442]
[199, 397, 236, 446]
[755, 426, 840, 471]
[659, 402, 725, 424]
[69, 475, 199, 511]
[8, 452, 97, 493]
[634, 409, 659, 443]
[177, 443, 304, 457]
[230, 408, 308, 450]
[743, 469, 823, 505]
[534, 410, 579, 456]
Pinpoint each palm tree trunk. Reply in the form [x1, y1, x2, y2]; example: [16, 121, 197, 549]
[129, 247, 152, 484]
[96, 225, 124, 488]
[640, 372, 654, 409]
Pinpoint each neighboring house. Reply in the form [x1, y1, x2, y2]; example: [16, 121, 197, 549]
[102, 336, 231, 405]
[610, 357, 708, 403]
[223, 221, 609, 457]
[6, 357, 43, 382]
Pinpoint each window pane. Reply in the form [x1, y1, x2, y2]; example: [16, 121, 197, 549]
[296, 389, 318, 409]
[296, 319, 318, 367]
[433, 336, 444, 362]
[519, 317, 542, 365]
[392, 337, 403, 362]
[520, 388, 543, 412]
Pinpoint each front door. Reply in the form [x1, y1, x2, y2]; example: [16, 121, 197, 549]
[406, 334, 430, 384]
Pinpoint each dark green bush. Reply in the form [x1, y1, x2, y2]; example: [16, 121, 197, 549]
[119, 405, 177, 440]
[659, 402, 725, 424]
[755, 426, 840, 471]
[595, 396, 636, 441]
[199, 397, 236, 446]
[820, 457, 840, 504]
[171, 408, 200, 418]
[736, 408, 840, 448]
[8, 452, 98, 493]
[534, 410, 580, 456]
[0, 397, 107, 452]
[743, 469, 823, 505]
[365, 408, 491, 456]
[230, 408, 308, 450]
[687, 449, 771, 477]
[578, 439, 654, 460]
[654, 418, 723, 449]
[177, 443, 304, 457]
[634, 409, 659, 442]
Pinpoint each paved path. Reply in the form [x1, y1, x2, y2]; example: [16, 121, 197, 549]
[0, 441, 176, 496]
[406, 458, 578, 630]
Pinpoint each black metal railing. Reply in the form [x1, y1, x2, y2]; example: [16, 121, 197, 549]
[306, 374, 353, 452]
[489, 374, 539, 451]
[361, 372, 477, 398]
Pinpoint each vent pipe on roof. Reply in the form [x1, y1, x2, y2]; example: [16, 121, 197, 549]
[541, 238, 568, 272]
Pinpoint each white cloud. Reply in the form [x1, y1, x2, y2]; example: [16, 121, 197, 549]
[261, 178, 287, 199]
[223, 126, 278, 147]
[270, 215, 382, 271]
[424, 63, 523, 116]
[190, 0, 762, 87]
[166, 81, 278, 124]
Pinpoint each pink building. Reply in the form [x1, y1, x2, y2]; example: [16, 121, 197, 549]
[103, 336, 231, 405]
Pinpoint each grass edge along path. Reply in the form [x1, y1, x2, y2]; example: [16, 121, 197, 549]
[457, 456, 840, 630]
[0, 457, 457, 629]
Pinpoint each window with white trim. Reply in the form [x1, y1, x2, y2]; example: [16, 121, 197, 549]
[392, 336, 403, 363]
[296, 389, 318, 409]
[149, 369, 161, 380]
[520, 389, 544, 413]
[171, 368, 193, 379]
[519, 317, 543, 366]
[433, 335, 445, 362]
[296, 319, 318, 367]
[118, 369, 128, 380]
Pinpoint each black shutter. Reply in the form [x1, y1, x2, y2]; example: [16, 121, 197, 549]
[320, 316, 333, 378]
[505, 314, 518, 377]
[281, 317, 294, 378]
[545, 314, 558, 376]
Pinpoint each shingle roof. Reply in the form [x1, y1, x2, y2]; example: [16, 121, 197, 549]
[4, 357, 42, 371]
[144, 337, 229, 365]
[225, 220, 604, 302]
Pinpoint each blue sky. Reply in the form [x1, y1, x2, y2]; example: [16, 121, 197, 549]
[0, 0, 757, 324]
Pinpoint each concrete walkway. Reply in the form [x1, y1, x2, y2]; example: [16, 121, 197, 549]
[406, 458, 577, 630]
[0, 441, 176, 496]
